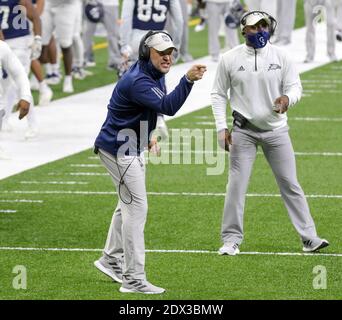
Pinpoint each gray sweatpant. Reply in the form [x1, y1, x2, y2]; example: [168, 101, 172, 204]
[98, 149, 147, 281]
[221, 125, 319, 245]
[83, 5, 121, 67]
[275, 0, 297, 43]
[304, 0, 336, 61]
[206, 2, 239, 59]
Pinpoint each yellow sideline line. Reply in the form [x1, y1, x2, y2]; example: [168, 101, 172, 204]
[92, 18, 201, 51]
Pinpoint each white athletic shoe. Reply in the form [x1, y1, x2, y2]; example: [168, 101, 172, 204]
[303, 238, 329, 253]
[63, 76, 74, 93]
[84, 60, 96, 68]
[38, 85, 53, 106]
[120, 279, 165, 294]
[94, 257, 123, 283]
[194, 21, 206, 32]
[218, 242, 240, 256]
[45, 73, 61, 86]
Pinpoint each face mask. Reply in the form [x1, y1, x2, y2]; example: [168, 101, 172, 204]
[246, 30, 270, 48]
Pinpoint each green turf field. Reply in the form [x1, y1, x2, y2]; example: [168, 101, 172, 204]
[1, 59, 341, 300]
[2, 0, 341, 300]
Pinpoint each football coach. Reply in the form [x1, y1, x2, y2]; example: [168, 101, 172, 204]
[93, 30, 206, 294]
[211, 11, 329, 256]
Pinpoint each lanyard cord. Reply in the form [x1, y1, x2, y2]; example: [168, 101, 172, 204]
[115, 156, 137, 205]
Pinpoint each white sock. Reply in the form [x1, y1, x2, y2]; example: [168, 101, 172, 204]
[45, 63, 52, 75]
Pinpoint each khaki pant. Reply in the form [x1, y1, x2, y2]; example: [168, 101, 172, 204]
[221, 125, 319, 245]
[99, 149, 147, 280]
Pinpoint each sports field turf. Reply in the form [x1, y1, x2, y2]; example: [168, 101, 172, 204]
[1, 0, 341, 300]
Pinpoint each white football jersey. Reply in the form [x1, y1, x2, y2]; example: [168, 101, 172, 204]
[0, 40, 32, 105]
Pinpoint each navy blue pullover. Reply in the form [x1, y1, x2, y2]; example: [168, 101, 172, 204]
[94, 60, 194, 156]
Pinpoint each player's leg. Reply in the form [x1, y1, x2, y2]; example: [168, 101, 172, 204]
[220, 126, 258, 254]
[262, 126, 328, 251]
[102, 4, 122, 70]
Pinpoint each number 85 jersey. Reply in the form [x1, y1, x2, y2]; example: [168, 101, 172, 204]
[132, 0, 170, 30]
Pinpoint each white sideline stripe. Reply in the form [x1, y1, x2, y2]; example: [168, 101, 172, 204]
[2, 190, 342, 199]
[0, 246, 340, 257]
[0, 210, 17, 213]
[0, 199, 43, 203]
[69, 173, 108, 176]
[291, 117, 342, 122]
[185, 117, 342, 123]
[70, 164, 102, 168]
[20, 181, 89, 185]
[48, 172, 107, 176]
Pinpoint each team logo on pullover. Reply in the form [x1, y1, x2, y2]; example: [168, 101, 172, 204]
[268, 64, 281, 71]
[237, 66, 245, 71]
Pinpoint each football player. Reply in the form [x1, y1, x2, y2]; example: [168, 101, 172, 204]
[0, 0, 41, 139]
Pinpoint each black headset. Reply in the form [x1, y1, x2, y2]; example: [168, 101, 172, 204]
[240, 11, 277, 36]
[138, 30, 174, 61]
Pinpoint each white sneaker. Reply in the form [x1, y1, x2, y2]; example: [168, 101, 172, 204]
[63, 76, 74, 93]
[218, 242, 240, 256]
[94, 257, 123, 283]
[38, 85, 53, 106]
[120, 279, 165, 294]
[194, 21, 206, 32]
[84, 60, 96, 68]
[25, 127, 38, 139]
[303, 238, 329, 253]
[45, 73, 61, 85]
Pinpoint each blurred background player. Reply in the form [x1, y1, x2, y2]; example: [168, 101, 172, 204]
[244, 0, 277, 18]
[205, 0, 241, 62]
[334, 0, 342, 41]
[120, 0, 183, 62]
[194, 0, 208, 32]
[274, 0, 297, 45]
[0, 0, 41, 139]
[29, 0, 53, 106]
[119, 0, 184, 140]
[40, 0, 79, 93]
[83, 0, 122, 72]
[71, 0, 89, 80]
[166, 0, 193, 62]
[0, 40, 32, 159]
[303, 0, 337, 63]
